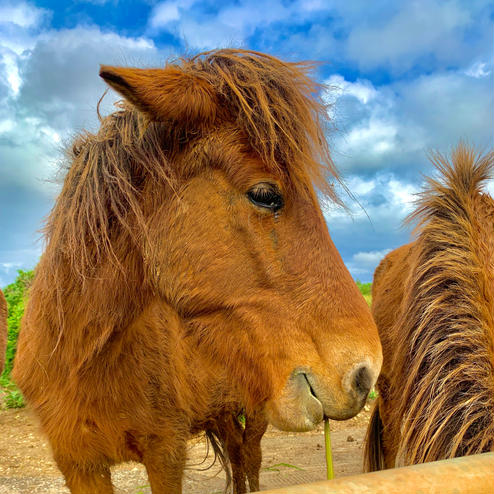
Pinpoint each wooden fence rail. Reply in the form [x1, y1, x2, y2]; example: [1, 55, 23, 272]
[256, 452, 494, 494]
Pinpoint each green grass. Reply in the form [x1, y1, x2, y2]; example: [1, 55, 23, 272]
[356, 280, 372, 307]
[1, 269, 33, 408]
[134, 485, 150, 494]
[263, 462, 304, 472]
[3, 387, 24, 408]
[368, 389, 378, 400]
[356, 281, 377, 401]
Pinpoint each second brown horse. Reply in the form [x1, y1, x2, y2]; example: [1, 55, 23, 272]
[365, 145, 494, 470]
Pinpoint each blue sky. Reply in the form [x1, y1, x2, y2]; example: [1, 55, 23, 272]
[0, 0, 493, 286]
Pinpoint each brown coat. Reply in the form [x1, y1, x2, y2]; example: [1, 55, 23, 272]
[13, 50, 382, 494]
[365, 145, 494, 470]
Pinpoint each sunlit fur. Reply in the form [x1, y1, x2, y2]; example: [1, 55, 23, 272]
[364, 145, 494, 471]
[13, 50, 381, 493]
[0, 289, 6, 374]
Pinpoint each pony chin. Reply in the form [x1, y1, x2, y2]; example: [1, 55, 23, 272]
[265, 397, 323, 433]
[264, 372, 324, 432]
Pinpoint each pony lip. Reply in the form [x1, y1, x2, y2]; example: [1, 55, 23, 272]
[302, 372, 318, 398]
[301, 373, 326, 426]
[265, 371, 324, 432]
[303, 372, 337, 420]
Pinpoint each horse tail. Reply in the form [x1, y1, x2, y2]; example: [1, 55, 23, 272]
[364, 399, 386, 472]
[205, 429, 232, 493]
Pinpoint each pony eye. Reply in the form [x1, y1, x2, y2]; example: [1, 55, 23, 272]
[247, 183, 284, 212]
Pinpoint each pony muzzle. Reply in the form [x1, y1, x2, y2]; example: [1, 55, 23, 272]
[266, 361, 380, 431]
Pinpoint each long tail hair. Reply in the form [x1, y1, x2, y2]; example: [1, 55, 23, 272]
[364, 398, 386, 471]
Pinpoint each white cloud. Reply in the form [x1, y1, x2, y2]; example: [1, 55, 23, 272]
[152, 2, 181, 25]
[0, 1, 49, 57]
[325, 75, 378, 105]
[325, 65, 493, 176]
[149, 1, 200, 28]
[3, 52, 21, 93]
[326, 77, 411, 173]
[345, 118, 398, 156]
[352, 249, 391, 266]
[345, 0, 479, 72]
[0, 249, 42, 288]
[326, 174, 420, 222]
[388, 179, 417, 214]
[345, 175, 376, 196]
[344, 249, 392, 278]
[17, 27, 160, 133]
[149, 0, 286, 48]
[0, 118, 14, 133]
[0, 116, 62, 195]
[0, 2, 47, 29]
[148, 0, 332, 49]
[350, 248, 392, 273]
[0, 24, 164, 198]
[253, 0, 493, 76]
[465, 61, 491, 78]
[485, 180, 494, 197]
[1, 262, 22, 270]
[396, 70, 494, 152]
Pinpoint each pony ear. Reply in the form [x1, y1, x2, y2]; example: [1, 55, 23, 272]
[99, 65, 218, 126]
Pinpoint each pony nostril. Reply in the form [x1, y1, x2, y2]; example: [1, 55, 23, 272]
[352, 365, 372, 398]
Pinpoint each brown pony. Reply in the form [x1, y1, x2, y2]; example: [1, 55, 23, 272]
[364, 145, 494, 471]
[0, 289, 6, 374]
[13, 49, 382, 494]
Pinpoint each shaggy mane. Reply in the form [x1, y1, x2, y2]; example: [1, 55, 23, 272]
[188, 49, 339, 195]
[391, 144, 494, 463]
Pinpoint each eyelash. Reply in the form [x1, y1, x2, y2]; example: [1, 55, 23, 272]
[247, 183, 284, 212]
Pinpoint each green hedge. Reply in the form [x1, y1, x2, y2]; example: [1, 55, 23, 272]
[1, 269, 33, 407]
[356, 280, 372, 307]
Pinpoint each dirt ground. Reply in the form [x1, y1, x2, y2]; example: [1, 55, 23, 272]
[0, 403, 372, 493]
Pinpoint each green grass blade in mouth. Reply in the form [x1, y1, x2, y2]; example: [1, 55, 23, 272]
[324, 418, 334, 480]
